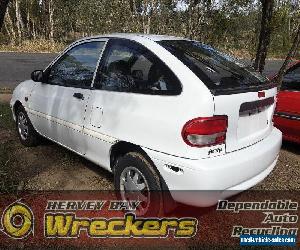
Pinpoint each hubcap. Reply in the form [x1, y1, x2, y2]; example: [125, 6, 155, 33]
[17, 112, 29, 141]
[120, 167, 150, 215]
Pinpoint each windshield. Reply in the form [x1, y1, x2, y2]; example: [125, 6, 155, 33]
[157, 40, 270, 94]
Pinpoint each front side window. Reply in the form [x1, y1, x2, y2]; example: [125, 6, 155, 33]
[48, 41, 105, 88]
[282, 64, 300, 91]
[94, 39, 181, 95]
[158, 40, 270, 95]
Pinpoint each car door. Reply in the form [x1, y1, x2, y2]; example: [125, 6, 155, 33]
[82, 39, 182, 170]
[28, 40, 107, 154]
[275, 63, 300, 141]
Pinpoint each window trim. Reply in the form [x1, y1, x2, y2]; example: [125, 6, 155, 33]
[92, 38, 182, 96]
[285, 63, 300, 75]
[281, 63, 300, 92]
[43, 39, 108, 89]
[281, 88, 300, 93]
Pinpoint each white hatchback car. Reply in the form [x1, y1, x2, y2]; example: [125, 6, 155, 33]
[11, 33, 282, 212]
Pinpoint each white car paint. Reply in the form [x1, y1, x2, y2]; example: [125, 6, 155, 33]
[10, 33, 282, 207]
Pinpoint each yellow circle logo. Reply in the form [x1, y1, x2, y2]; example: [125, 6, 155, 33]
[1, 202, 34, 239]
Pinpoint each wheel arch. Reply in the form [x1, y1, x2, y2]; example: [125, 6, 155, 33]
[110, 140, 176, 212]
[110, 141, 147, 172]
[12, 100, 23, 120]
[109, 141, 169, 190]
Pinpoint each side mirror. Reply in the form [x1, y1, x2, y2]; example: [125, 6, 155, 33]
[31, 70, 45, 82]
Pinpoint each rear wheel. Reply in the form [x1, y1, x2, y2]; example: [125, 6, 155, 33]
[114, 152, 163, 216]
[16, 106, 41, 147]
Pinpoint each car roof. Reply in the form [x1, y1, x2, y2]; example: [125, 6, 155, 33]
[76, 33, 186, 43]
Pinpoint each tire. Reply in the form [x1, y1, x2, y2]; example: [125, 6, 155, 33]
[114, 152, 163, 216]
[16, 105, 41, 147]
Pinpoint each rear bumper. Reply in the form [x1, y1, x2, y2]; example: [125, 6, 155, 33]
[144, 127, 282, 207]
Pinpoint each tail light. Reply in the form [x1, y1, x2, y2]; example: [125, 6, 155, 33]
[182, 116, 228, 147]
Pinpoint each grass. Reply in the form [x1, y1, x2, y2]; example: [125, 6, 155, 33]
[0, 103, 19, 193]
[0, 88, 13, 94]
[0, 38, 292, 59]
[0, 103, 14, 130]
[0, 142, 19, 192]
[0, 39, 66, 53]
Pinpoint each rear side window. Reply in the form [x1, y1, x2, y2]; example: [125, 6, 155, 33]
[94, 39, 181, 95]
[282, 64, 300, 91]
[158, 40, 270, 95]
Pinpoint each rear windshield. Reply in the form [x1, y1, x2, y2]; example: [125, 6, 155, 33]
[158, 40, 271, 95]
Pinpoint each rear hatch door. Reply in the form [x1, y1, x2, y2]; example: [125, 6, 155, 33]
[157, 39, 278, 152]
[214, 87, 277, 152]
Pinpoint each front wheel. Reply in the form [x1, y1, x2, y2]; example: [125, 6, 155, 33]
[16, 106, 41, 147]
[114, 152, 163, 216]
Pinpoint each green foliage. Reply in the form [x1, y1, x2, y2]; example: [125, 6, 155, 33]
[0, 0, 299, 57]
[269, 0, 300, 57]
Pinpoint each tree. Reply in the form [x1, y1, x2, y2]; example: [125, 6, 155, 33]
[276, 23, 300, 88]
[15, 0, 24, 42]
[253, 0, 274, 73]
[0, 0, 10, 31]
[0, 0, 298, 59]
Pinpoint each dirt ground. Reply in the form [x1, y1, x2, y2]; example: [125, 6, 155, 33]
[0, 93, 12, 104]
[0, 94, 299, 192]
[0, 128, 114, 191]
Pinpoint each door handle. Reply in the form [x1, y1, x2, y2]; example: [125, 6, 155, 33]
[73, 92, 84, 100]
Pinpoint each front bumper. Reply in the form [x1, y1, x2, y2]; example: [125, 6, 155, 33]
[143, 127, 282, 207]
